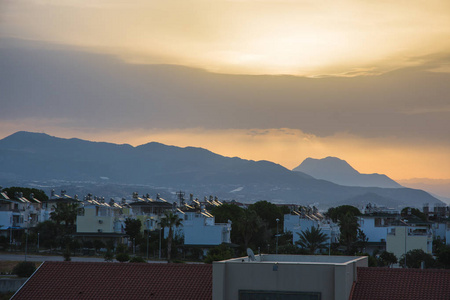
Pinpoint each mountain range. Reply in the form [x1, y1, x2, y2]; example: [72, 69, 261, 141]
[0, 131, 442, 208]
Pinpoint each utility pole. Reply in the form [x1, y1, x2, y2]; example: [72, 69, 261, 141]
[159, 226, 162, 259]
[25, 215, 31, 261]
[276, 218, 280, 254]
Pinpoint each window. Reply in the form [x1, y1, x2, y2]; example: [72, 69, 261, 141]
[239, 290, 321, 300]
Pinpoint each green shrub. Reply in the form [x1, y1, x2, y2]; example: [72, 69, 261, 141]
[104, 249, 114, 262]
[12, 261, 36, 277]
[129, 256, 146, 263]
[63, 248, 71, 261]
[116, 253, 130, 262]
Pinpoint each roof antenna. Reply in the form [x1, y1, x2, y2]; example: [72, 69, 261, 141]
[247, 248, 256, 262]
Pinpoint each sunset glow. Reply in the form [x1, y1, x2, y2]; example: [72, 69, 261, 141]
[1, 0, 450, 184]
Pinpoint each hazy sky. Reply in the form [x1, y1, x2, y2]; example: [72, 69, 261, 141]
[1, 0, 450, 180]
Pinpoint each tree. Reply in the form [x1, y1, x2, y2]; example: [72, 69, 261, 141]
[2, 187, 48, 201]
[236, 209, 263, 250]
[50, 202, 79, 231]
[12, 261, 36, 277]
[355, 229, 368, 253]
[211, 203, 244, 246]
[204, 244, 232, 264]
[295, 226, 328, 254]
[248, 201, 283, 230]
[326, 205, 361, 223]
[124, 218, 142, 247]
[436, 246, 450, 269]
[399, 249, 436, 269]
[35, 220, 60, 250]
[210, 203, 243, 224]
[378, 251, 397, 267]
[338, 211, 359, 254]
[160, 211, 183, 262]
[401, 207, 427, 222]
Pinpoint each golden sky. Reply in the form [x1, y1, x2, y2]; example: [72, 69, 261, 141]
[1, 0, 450, 180]
[3, 0, 450, 76]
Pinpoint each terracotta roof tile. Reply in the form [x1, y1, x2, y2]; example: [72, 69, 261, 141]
[12, 262, 212, 300]
[351, 267, 450, 300]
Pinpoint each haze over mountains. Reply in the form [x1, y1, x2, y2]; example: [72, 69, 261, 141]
[293, 157, 402, 188]
[0, 131, 442, 209]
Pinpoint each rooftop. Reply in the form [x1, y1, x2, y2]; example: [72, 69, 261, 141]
[350, 267, 450, 300]
[220, 254, 367, 265]
[12, 262, 212, 300]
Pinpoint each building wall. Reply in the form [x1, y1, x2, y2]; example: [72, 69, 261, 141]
[433, 223, 446, 240]
[173, 212, 231, 246]
[213, 255, 368, 300]
[386, 226, 432, 259]
[184, 217, 230, 245]
[0, 211, 12, 229]
[358, 217, 391, 242]
[76, 206, 115, 233]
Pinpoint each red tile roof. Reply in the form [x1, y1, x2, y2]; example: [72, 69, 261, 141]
[350, 267, 450, 300]
[12, 262, 212, 300]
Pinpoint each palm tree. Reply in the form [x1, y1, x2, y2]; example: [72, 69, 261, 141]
[295, 226, 328, 254]
[160, 211, 183, 262]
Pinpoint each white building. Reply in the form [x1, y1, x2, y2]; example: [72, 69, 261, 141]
[284, 209, 339, 249]
[178, 210, 231, 247]
[213, 254, 368, 300]
[386, 226, 433, 260]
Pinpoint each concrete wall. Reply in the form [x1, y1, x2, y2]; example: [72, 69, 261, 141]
[0, 277, 27, 293]
[213, 256, 368, 300]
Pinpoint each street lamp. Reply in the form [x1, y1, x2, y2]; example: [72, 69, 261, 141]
[25, 215, 31, 261]
[276, 218, 280, 254]
[159, 224, 162, 260]
[37, 232, 40, 253]
[146, 219, 150, 261]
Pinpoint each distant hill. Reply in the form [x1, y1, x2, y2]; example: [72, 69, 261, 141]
[0, 132, 441, 208]
[293, 157, 402, 188]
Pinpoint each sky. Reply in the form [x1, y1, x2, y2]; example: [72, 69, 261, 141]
[1, 0, 450, 182]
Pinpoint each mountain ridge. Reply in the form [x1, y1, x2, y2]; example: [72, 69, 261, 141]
[0, 131, 441, 208]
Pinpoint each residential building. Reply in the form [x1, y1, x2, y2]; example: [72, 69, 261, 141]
[127, 193, 173, 232]
[386, 225, 433, 260]
[172, 196, 232, 256]
[213, 254, 368, 300]
[284, 207, 339, 249]
[75, 196, 128, 246]
[0, 191, 42, 245]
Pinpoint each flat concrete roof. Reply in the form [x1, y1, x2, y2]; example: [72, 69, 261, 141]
[219, 254, 367, 265]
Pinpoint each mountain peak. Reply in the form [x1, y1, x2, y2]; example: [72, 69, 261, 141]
[294, 156, 360, 177]
[293, 156, 401, 188]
